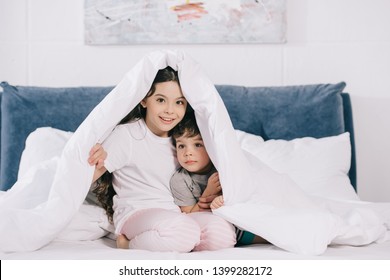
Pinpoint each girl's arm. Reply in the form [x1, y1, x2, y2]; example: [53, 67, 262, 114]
[92, 166, 107, 183]
[179, 204, 202, 214]
[195, 172, 222, 211]
[210, 195, 224, 210]
[201, 172, 222, 197]
[181, 195, 224, 213]
[88, 143, 107, 169]
[197, 195, 219, 210]
[180, 172, 222, 213]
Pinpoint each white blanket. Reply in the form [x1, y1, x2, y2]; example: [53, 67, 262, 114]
[1, 50, 389, 255]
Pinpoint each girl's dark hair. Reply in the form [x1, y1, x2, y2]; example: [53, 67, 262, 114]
[93, 66, 184, 222]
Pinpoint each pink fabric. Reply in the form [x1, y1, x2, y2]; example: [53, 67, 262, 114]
[189, 212, 237, 252]
[120, 208, 236, 252]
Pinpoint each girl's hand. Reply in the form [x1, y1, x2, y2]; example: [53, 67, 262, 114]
[88, 143, 107, 169]
[211, 195, 224, 210]
[202, 172, 222, 197]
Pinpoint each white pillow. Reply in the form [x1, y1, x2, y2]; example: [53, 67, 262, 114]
[18, 127, 73, 179]
[55, 203, 113, 241]
[235, 130, 359, 201]
[17, 127, 114, 240]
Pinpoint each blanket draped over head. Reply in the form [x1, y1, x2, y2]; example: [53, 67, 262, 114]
[1, 50, 390, 254]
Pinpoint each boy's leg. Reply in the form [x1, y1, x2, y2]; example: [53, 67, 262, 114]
[236, 229, 268, 246]
[235, 229, 256, 246]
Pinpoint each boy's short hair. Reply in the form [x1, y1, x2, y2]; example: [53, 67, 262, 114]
[170, 113, 200, 145]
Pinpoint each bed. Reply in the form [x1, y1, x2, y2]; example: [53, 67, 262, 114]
[1, 53, 390, 261]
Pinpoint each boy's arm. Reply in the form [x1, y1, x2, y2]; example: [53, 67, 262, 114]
[179, 204, 203, 214]
[197, 195, 219, 210]
[184, 195, 224, 213]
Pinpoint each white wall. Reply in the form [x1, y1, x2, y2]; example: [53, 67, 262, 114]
[1, 0, 390, 202]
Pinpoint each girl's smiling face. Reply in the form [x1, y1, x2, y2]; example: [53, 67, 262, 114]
[141, 81, 187, 137]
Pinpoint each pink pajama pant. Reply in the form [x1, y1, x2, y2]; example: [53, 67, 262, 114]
[120, 208, 236, 252]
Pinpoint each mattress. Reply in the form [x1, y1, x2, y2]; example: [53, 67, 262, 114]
[2, 237, 390, 260]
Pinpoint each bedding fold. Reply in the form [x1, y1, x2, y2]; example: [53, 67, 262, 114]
[1, 50, 389, 255]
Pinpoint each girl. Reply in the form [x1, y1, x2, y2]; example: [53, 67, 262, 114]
[89, 66, 236, 252]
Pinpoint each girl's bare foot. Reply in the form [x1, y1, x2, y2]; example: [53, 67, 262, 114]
[116, 234, 130, 249]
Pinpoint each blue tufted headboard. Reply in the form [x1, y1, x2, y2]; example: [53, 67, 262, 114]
[0, 81, 355, 191]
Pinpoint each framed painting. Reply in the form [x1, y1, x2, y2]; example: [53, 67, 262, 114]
[85, 0, 286, 44]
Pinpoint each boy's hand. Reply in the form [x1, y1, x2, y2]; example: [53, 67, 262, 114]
[211, 195, 224, 210]
[88, 143, 107, 169]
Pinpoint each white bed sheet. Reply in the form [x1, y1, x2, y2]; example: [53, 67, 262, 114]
[2, 238, 390, 260]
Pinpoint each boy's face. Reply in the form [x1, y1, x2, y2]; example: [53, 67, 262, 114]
[175, 133, 212, 174]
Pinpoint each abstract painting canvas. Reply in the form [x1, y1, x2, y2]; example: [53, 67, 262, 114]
[85, 0, 286, 44]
